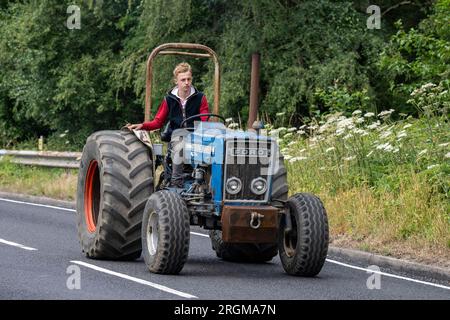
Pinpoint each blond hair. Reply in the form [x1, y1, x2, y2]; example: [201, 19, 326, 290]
[173, 62, 192, 84]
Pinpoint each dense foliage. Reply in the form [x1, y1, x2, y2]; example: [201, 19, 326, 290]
[0, 0, 447, 149]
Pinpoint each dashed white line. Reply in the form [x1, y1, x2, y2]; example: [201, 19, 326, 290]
[71, 260, 197, 299]
[326, 259, 450, 291]
[0, 197, 76, 212]
[0, 238, 37, 251]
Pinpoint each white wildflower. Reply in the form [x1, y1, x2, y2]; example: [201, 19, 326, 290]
[343, 156, 355, 161]
[289, 156, 308, 163]
[225, 117, 233, 123]
[427, 164, 438, 170]
[335, 128, 345, 136]
[438, 142, 449, 148]
[64, 129, 69, 133]
[299, 124, 307, 130]
[318, 123, 330, 133]
[352, 110, 362, 116]
[445, 152, 450, 159]
[283, 132, 293, 139]
[59, 133, 66, 138]
[343, 134, 352, 140]
[325, 147, 335, 153]
[299, 148, 306, 153]
[337, 118, 353, 129]
[393, 147, 399, 153]
[376, 143, 393, 151]
[355, 118, 365, 124]
[364, 112, 375, 118]
[288, 141, 296, 146]
[418, 149, 428, 156]
[421, 83, 436, 90]
[65, 140, 70, 144]
[281, 148, 290, 154]
[397, 131, 407, 139]
[440, 90, 448, 96]
[384, 144, 394, 152]
[378, 109, 395, 117]
[380, 130, 392, 139]
[287, 127, 297, 132]
[297, 130, 306, 135]
[353, 128, 367, 135]
[403, 123, 412, 129]
[325, 114, 340, 124]
[284, 155, 293, 161]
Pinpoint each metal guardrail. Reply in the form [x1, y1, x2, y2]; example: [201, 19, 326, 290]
[0, 150, 81, 169]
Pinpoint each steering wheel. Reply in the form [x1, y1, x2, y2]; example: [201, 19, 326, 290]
[180, 113, 226, 128]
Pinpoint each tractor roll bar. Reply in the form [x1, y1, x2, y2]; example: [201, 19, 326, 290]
[145, 43, 220, 122]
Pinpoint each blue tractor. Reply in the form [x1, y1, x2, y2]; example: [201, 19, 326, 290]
[76, 43, 329, 276]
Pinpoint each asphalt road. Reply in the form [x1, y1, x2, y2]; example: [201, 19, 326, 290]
[0, 197, 449, 300]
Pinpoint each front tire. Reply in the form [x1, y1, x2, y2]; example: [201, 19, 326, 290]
[279, 193, 329, 276]
[142, 190, 190, 274]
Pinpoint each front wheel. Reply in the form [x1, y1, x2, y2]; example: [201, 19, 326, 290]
[279, 193, 329, 276]
[141, 190, 190, 274]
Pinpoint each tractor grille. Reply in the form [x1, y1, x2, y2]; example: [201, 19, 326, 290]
[224, 138, 273, 202]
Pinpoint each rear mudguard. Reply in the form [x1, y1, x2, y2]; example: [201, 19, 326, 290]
[131, 129, 156, 178]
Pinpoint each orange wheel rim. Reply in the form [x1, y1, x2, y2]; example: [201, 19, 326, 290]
[84, 160, 100, 233]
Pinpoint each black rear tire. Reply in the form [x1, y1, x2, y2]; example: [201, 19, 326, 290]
[209, 154, 288, 263]
[142, 190, 190, 274]
[279, 193, 329, 276]
[76, 130, 153, 260]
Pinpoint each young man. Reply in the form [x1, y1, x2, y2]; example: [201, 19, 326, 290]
[126, 62, 209, 187]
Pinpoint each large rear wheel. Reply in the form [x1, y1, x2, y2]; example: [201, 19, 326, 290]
[76, 130, 154, 260]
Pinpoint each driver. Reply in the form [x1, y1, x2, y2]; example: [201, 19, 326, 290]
[126, 62, 209, 188]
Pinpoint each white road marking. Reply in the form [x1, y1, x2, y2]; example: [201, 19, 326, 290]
[2, 197, 448, 292]
[71, 260, 198, 299]
[326, 259, 450, 291]
[0, 198, 76, 212]
[190, 231, 209, 237]
[0, 238, 37, 251]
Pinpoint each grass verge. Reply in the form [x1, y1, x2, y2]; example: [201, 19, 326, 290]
[0, 159, 77, 201]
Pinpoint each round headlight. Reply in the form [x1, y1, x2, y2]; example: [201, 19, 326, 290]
[251, 177, 267, 195]
[226, 177, 242, 195]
